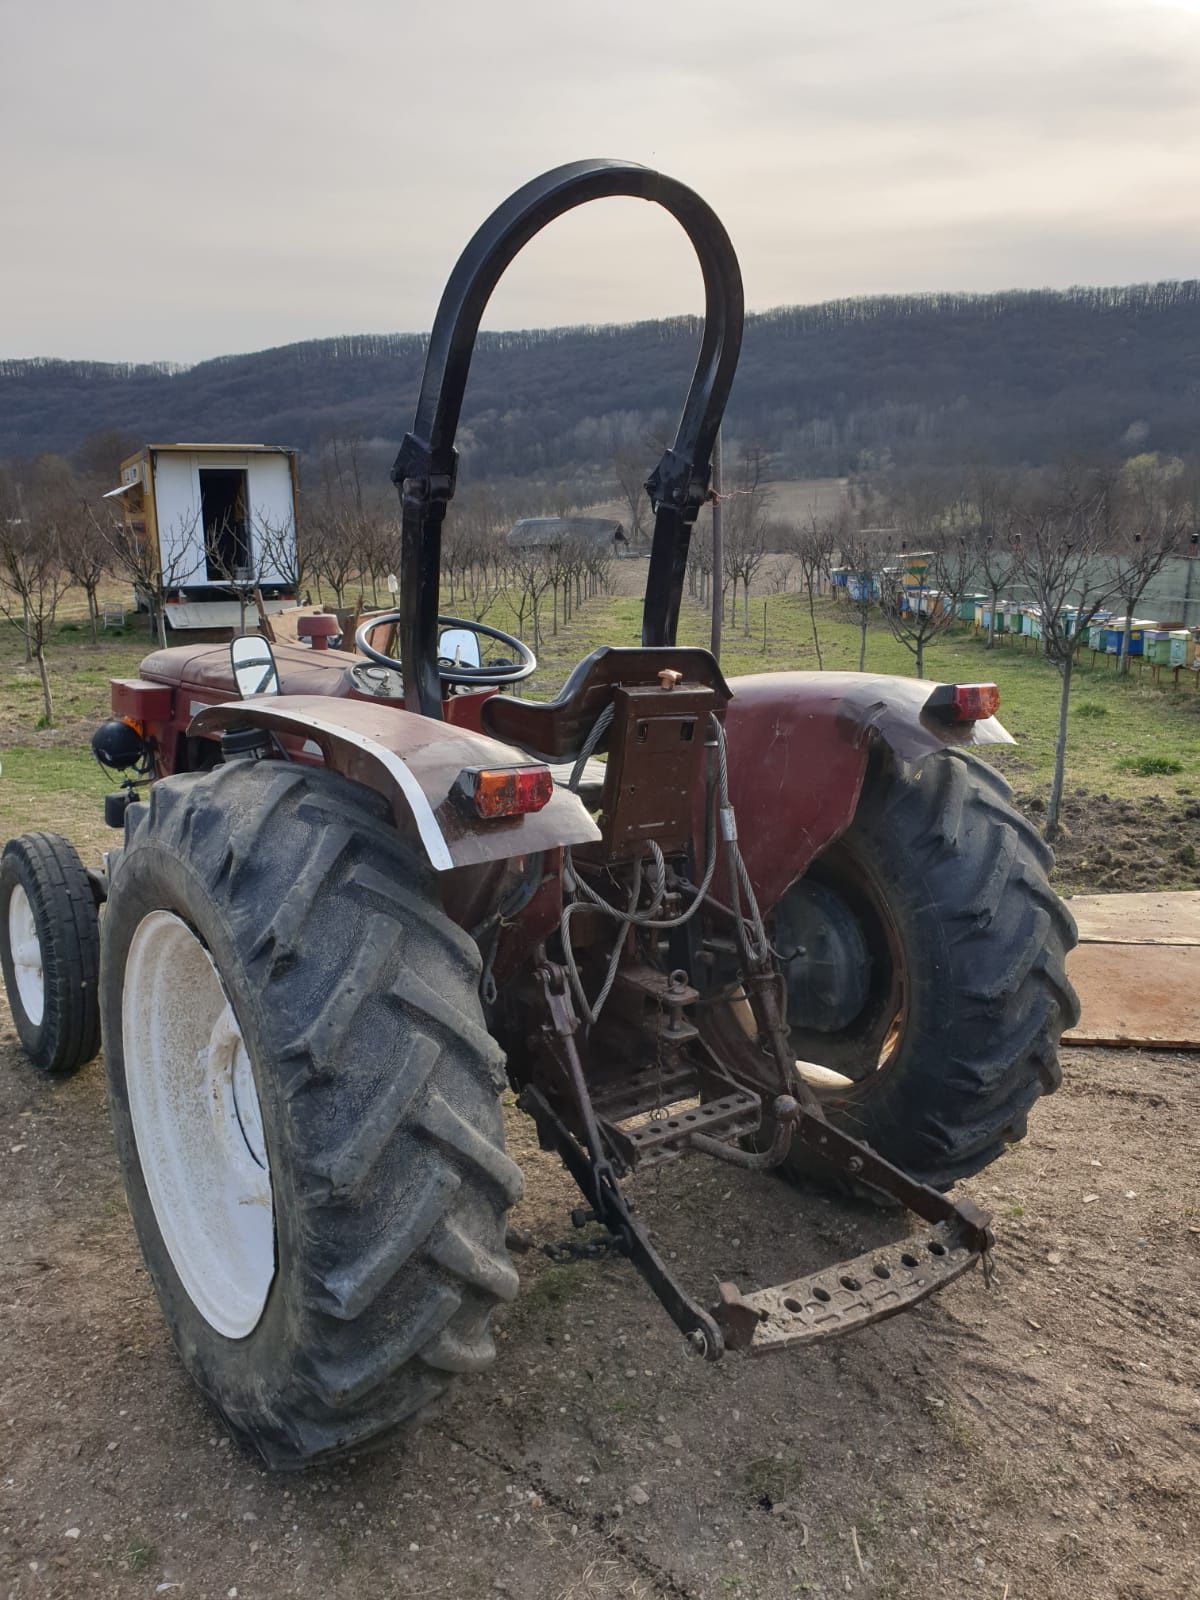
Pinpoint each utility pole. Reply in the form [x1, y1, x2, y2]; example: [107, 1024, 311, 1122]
[710, 427, 723, 662]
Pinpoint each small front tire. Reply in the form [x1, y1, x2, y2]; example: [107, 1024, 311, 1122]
[0, 832, 101, 1076]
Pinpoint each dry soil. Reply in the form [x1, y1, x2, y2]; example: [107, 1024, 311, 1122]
[3, 1006, 1198, 1600]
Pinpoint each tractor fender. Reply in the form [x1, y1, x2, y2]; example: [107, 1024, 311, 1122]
[720, 672, 1015, 914]
[188, 695, 600, 872]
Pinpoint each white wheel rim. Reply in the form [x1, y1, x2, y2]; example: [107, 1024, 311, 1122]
[122, 911, 275, 1338]
[8, 884, 45, 1027]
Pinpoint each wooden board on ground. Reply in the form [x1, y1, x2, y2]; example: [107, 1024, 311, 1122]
[1066, 889, 1200, 946]
[1064, 940, 1200, 1048]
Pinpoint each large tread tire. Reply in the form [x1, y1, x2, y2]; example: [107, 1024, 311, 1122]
[1, 832, 101, 1075]
[100, 759, 521, 1469]
[783, 749, 1079, 1190]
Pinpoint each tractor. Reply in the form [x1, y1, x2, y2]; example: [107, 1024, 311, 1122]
[0, 160, 1078, 1469]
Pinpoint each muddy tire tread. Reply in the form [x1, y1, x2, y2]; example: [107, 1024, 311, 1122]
[107, 762, 518, 1468]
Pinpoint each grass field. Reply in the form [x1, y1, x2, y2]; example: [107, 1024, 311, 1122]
[3, 576, 1199, 865]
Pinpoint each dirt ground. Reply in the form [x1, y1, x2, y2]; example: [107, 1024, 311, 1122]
[3, 1003, 1198, 1600]
[1014, 789, 1200, 897]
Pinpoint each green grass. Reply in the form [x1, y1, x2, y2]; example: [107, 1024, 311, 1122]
[1117, 754, 1184, 776]
[527, 589, 1200, 804]
[744, 1454, 806, 1502]
[0, 745, 118, 858]
[3, 583, 1198, 837]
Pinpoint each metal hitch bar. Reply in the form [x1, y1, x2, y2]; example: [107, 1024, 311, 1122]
[523, 960, 994, 1364]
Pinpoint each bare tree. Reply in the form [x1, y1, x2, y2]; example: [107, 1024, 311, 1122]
[958, 463, 1014, 649]
[509, 546, 554, 649]
[203, 511, 266, 636]
[686, 516, 714, 608]
[795, 514, 837, 669]
[722, 445, 772, 633]
[256, 511, 311, 601]
[1009, 473, 1121, 836]
[1107, 455, 1184, 674]
[62, 504, 110, 641]
[0, 469, 71, 724]
[611, 437, 650, 546]
[22, 455, 110, 642]
[879, 531, 973, 677]
[94, 501, 197, 647]
[839, 524, 891, 671]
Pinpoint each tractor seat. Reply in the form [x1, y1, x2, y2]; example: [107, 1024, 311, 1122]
[481, 645, 732, 762]
[547, 755, 608, 805]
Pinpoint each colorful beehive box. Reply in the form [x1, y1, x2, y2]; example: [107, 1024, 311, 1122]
[1104, 622, 1151, 657]
[1170, 630, 1196, 668]
[959, 593, 985, 622]
[1147, 631, 1173, 665]
[847, 573, 879, 601]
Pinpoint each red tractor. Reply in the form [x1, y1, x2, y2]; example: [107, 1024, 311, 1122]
[0, 161, 1077, 1469]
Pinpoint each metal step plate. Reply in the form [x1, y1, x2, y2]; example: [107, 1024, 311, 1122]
[714, 1222, 983, 1353]
[591, 1059, 699, 1123]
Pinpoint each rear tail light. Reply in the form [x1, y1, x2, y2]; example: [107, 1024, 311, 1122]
[926, 683, 1001, 722]
[457, 765, 554, 818]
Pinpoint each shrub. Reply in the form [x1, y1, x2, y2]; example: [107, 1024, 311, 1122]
[1117, 755, 1184, 776]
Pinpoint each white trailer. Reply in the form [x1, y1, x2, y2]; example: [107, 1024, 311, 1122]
[104, 443, 301, 632]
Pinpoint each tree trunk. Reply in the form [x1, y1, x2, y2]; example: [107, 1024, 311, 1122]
[807, 584, 824, 669]
[987, 587, 997, 649]
[155, 598, 167, 648]
[858, 617, 867, 671]
[22, 595, 31, 662]
[915, 636, 925, 678]
[1047, 653, 1074, 837]
[87, 586, 99, 643]
[35, 645, 53, 725]
[1120, 597, 1134, 676]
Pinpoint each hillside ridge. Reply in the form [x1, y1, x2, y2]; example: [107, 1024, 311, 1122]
[4, 280, 1197, 477]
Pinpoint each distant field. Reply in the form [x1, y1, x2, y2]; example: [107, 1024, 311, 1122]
[580, 475, 849, 540]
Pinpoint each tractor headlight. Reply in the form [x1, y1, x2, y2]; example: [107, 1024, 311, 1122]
[92, 718, 151, 775]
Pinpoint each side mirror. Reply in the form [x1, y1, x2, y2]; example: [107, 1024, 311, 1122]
[437, 626, 481, 669]
[230, 634, 281, 698]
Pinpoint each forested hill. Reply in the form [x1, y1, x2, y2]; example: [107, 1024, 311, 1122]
[3, 281, 1198, 479]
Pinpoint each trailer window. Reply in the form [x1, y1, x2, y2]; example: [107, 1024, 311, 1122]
[200, 468, 250, 580]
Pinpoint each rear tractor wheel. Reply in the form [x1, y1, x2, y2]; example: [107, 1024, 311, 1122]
[0, 832, 101, 1076]
[100, 759, 521, 1468]
[772, 750, 1079, 1190]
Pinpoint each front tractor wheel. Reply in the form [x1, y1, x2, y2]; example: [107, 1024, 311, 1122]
[0, 832, 101, 1076]
[100, 760, 521, 1469]
[775, 750, 1079, 1190]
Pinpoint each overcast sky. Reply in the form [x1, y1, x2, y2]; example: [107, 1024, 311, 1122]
[3, 0, 1198, 364]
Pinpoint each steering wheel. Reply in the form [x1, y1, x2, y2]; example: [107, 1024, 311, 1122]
[353, 611, 537, 686]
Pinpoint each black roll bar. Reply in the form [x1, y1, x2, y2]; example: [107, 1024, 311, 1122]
[392, 158, 745, 719]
